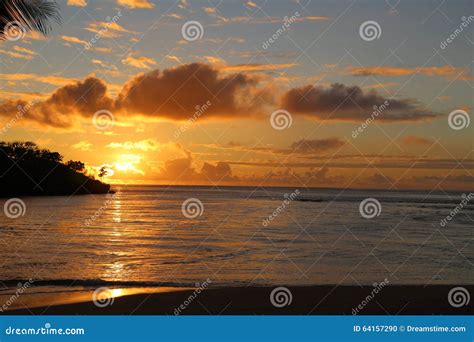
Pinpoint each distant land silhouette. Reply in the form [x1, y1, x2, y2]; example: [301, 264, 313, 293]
[0, 141, 110, 196]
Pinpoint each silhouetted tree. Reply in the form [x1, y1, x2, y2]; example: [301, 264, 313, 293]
[0, 0, 61, 40]
[98, 166, 109, 178]
[66, 160, 85, 172]
[0, 141, 110, 196]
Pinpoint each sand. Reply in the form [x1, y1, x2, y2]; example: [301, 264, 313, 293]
[4, 285, 473, 315]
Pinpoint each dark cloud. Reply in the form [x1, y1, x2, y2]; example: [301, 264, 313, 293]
[401, 135, 433, 146]
[155, 152, 236, 184]
[281, 83, 438, 122]
[0, 63, 265, 128]
[0, 67, 440, 128]
[201, 161, 234, 181]
[290, 138, 345, 153]
[0, 77, 113, 128]
[116, 62, 263, 119]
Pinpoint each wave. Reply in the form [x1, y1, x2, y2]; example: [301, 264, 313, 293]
[0, 279, 193, 288]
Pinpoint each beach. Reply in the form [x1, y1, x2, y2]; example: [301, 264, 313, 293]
[4, 285, 473, 315]
[1, 185, 472, 315]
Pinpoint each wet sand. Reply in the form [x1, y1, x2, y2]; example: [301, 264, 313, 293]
[4, 285, 473, 315]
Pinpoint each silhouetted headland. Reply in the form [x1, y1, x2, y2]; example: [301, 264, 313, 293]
[0, 141, 111, 196]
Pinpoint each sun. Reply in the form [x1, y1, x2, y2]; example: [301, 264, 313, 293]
[113, 154, 144, 175]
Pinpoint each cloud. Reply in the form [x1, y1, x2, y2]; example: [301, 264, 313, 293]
[116, 62, 264, 120]
[106, 139, 160, 151]
[67, 0, 87, 7]
[121, 54, 157, 69]
[302, 16, 331, 21]
[0, 45, 37, 60]
[290, 138, 345, 153]
[401, 135, 433, 146]
[14, 46, 36, 56]
[117, 0, 155, 9]
[0, 73, 76, 87]
[155, 153, 236, 184]
[0, 63, 266, 128]
[222, 63, 297, 72]
[62, 35, 87, 46]
[72, 140, 92, 151]
[0, 77, 113, 128]
[0, 49, 34, 60]
[281, 83, 438, 122]
[202, 7, 217, 14]
[201, 162, 234, 181]
[85, 22, 133, 38]
[349, 65, 467, 79]
[0, 64, 441, 129]
[245, 1, 257, 8]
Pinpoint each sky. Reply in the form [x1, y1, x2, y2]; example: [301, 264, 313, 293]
[0, 0, 472, 190]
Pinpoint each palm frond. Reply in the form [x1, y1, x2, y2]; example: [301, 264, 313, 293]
[0, 0, 61, 39]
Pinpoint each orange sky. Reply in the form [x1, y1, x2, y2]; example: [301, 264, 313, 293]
[0, 0, 472, 190]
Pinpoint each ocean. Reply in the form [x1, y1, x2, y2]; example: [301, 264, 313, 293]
[0, 185, 472, 289]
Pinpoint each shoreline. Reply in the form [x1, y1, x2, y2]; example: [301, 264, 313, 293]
[3, 285, 472, 315]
